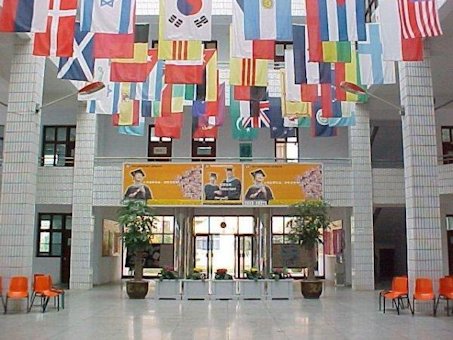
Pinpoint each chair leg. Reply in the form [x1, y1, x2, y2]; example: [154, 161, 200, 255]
[395, 299, 400, 315]
[42, 297, 50, 313]
[28, 293, 37, 312]
[433, 298, 437, 317]
[435, 296, 440, 316]
[411, 298, 415, 315]
[3, 297, 7, 314]
[26, 296, 29, 313]
[383, 297, 386, 313]
[379, 293, 381, 311]
[447, 299, 450, 317]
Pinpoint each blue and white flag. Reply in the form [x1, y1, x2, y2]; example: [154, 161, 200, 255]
[118, 117, 145, 136]
[318, 0, 366, 41]
[86, 82, 121, 114]
[268, 97, 297, 139]
[328, 102, 355, 127]
[358, 23, 396, 85]
[244, 0, 292, 41]
[129, 60, 164, 101]
[58, 23, 95, 81]
[80, 0, 135, 34]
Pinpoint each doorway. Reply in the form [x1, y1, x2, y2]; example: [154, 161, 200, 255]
[193, 216, 255, 278]
[448, 230, 453, 275]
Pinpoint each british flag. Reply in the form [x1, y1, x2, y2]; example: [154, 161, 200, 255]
[241, 101, 271, 128]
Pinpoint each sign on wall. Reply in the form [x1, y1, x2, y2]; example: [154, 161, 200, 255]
[122, 163, 322, 206]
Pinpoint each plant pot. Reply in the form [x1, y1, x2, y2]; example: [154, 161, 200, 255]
[300, 280, 323, 299]
[211, 280, 237, 300]
[267, 279, 294, 300]
[237, 280, 266, 300]
[155, 280, 181, 300]
[182, 279, 210, 300]
[126, 280, 149, 299]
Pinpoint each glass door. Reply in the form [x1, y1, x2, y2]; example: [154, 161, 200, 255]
[235, 234, 254, 278]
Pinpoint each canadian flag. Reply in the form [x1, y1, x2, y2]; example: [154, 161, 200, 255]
[33, 0, 78, 57]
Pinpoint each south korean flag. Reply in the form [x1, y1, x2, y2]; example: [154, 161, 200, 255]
[163, 0, 212, 41]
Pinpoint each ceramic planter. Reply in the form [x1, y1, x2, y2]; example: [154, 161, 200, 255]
[211, 280, 237, 300]
[154, 280, 181, 300]
[182, 279, 210, 300]
[267, 279, 294, 300]
[237, 280, 266, 300]
[126, 280, 149, 299]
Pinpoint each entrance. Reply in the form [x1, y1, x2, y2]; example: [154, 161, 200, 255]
[193, 216, 255, 279]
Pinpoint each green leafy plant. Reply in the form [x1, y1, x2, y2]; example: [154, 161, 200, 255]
[214, 268, 233, 280]
[286, 199, 331, 281]
[271, 267, 291, 281]
[118, 199, 156, 281]
[244, 267, 263, 281]
[158, 266, 179, 281]
[187, 267, 207, 281]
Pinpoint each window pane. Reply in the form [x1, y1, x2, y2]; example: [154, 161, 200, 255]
[55, 144, 66, 166]
[53, 215, 63, 230]
[51, 244, 62, 256]
[163, 235, 173, 244]
[40, 216, 51, 230]
[276, 143, 286, 161]
[45, 127, 56, 141]
[163, 218, 174, 233]
[272, 235, 284, 244]
[39, 232, 50, 252]
[52, 232, 62, 244]
[43, 144, 56, 166]
[69, 128, 76, 142]
[442, 128, 451, 142]
[154, 218, 163, 233]
[286, 143, 299, 162]
[57, 127, 67, 141]
[272, 217, 284, 234]
[151, 234, 163, 244]
[65, 216, 72, 230]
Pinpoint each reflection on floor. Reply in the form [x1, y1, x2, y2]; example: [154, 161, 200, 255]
[1, 282, 452, 340]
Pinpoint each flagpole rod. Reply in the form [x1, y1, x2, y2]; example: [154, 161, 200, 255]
[35, 91, 79, 113]
[365, 91, 405, 115]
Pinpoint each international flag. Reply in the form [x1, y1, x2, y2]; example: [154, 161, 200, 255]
[193, 82, 226, 126]
[230, 58, 268, 87]
[164, 59, 204, 84]
[229, 87, 258, 141]
[86, 82, 121, 114]
[163, 0, 212, 41]
[358, 23, 396, 86]
[158, 0, 203, 61]
[312, 100, 337, 137]
[243, 0, 292, 40]
[321, 41, 352, 63]
[334, 50, 367, 102]
[195, 49, 218, 102]
[0, 0, 49, 32]
[57, 23, 95, 81]
[80, 0, 135, 34]
[154, 113, 183, 139]
[233, 86, 267, 101]
[32, 0, 77, 57]
[280, 69, 313, 118]
[268, 97, 297, 139]
[129, 52, 164, 101]
[398, 0, 442, 39]
[118, 117, 146, 136]
[112, 83, 140, 126]
[377, 2, 424, 61]
[283, 116, 311, 128]
[78, 59, 111, 101]
[110, 44, 151, 83]
[241, 101, 271, 128]
[160, 82, 185, 116]
[328, 102, 356, 127]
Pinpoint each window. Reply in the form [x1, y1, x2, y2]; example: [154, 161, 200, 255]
[275, 130, 299, 162]
[441, 126, 453, 164]
[192, 137, 216, 161]
[148, 125, 172, 161]
[150, 216, 175, 244]
[271, 216, 298, 244]
[42, 126, 76, 166]
[37, 214, 72, 257]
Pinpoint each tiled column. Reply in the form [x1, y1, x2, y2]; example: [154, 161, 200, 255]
[398, 45, 442, 294]
[0, 39, 45, 281]
[70, 112, 97, 289]
[349, 104, 375, 290]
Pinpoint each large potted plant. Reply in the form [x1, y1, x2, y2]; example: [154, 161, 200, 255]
[118, 199, 156, 299]
[286, 199, 330, 299]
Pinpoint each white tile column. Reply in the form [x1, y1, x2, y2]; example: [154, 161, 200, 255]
[0, 39, 45, 281]
[349, 104, 375, 290]
[70, 112, 97, 289]
[398, 44, 442, 293]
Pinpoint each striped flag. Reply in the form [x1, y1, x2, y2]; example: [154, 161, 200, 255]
[321, 41, 352, 63]
[86, 82, 121, 115]
[230, 58, 268, 87]
[0, 0, 49, 32]
[230, 24, 275, 60]
[377, 2, 424, 61]
[280, 69, 312, 118]
[129, 51, 164, 101]
[334, 49, 367, 102]
[358, 23, 396, 86]
[110, 44, 151, 83]
[118, 117, 146, 136]
[241, 101, 271, 128]
[164, 59, 204, 84]
[268, 97, 297, 139]
[32, 0, 77, 57]
[80, 0, 135, 34]
[398, 0, 442, 39]
[243, 0, 292, 40]
[233, 86, 268, 101]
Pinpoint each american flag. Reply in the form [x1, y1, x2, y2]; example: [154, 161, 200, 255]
[242, 101, 271, 128]
[398, 0, 443, 39]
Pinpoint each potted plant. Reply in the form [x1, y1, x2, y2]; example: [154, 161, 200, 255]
[118, 199, 156, 299]
[155, 266, 181, 300]
[182, 268, 209, 300]
[211, 269, 236, 300]
[238, 268, 266, 300]
[286, 199, 331, 299]
[268, 268, 293, 300]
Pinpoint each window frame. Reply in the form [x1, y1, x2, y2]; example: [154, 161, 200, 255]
[37, 213, 72, 257]
[148, 124, 172, 161]
[274, 129, 299, 162]
[41, 125, 76, 167]
[192, 137, 217, 162]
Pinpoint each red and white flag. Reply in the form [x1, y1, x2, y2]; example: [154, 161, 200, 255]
[33, 0, 77, 57]
[398, 0, 443, 39]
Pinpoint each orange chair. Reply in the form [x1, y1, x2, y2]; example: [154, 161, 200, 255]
[0, 276, 4, 311]
[411, 277, 436, 316]
[379, 276, 410, 314]
[29, 275, 60, 313]
[49, 275, 65, 309]
[435, 277, 453, 316]
[4, 276, 29, 314]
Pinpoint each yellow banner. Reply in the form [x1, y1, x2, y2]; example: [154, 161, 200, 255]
[123, 163, 203, 205]
[123, 163, 322, 206]
[242, 164, 323, 206]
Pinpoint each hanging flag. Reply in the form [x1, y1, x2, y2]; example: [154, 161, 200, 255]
[233, 86, 268, 101]
[312, 101, 337, 137]
[110, 44, 152, 83]
[118, 117, 146, 136]
[0, 0, 49, 32]
[283, 116, 310, 128]
[230, 58, 268, 87]
[328, 102, 356, 127]
[377, 2, 424, 61]
[280, 69, 313, 118]
[321, 41, 352, 63]
[229, 87, 258, 141]
[334, 49, 367, 102]
[78, 59, 111, 101]
[268, 97, 297, 139]
[398, 0, 442, 39]
[192, 115, 218, 138]
[243, 0, 292, 40]
[58, 23, 95, 81]
[163, 0, 212, 41]
[80, 0, 135, 34]
[158, 0, 203, 60]
[164, 59, 204, 84]
[112, 83, 140, 126]
[358, 23, 396, 86]
[32, 0, 77, 57]
[129, 52, 164, 101]
[241, 101, 271, 128]
[86, 82, 121, 114]
[155, 113, 183, 139]
[160, 82, 185, 116]
[315, 0, 366, 41]
[194, 49, 218, 102]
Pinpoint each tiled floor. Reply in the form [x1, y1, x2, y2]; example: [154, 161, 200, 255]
[1, 282, 452, 340]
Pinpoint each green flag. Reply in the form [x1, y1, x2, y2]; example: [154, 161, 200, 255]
[229, 88, 258, 141]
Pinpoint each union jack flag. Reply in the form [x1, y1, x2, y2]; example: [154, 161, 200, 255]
[242, 101, 270, 128]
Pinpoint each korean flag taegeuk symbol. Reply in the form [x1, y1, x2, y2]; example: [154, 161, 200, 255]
[164, 0, 212, 41]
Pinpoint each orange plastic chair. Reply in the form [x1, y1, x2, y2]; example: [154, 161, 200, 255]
[435, 277, 453, 316]
[29, 273, 46, 310]
[29, 275, 60, 313]
[49, 275, 65, 310]
[380, 276, 410, 314]
[411, 277, 436, 316]
[4, 276, 29, 314]
[0, 276, 4, 311]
